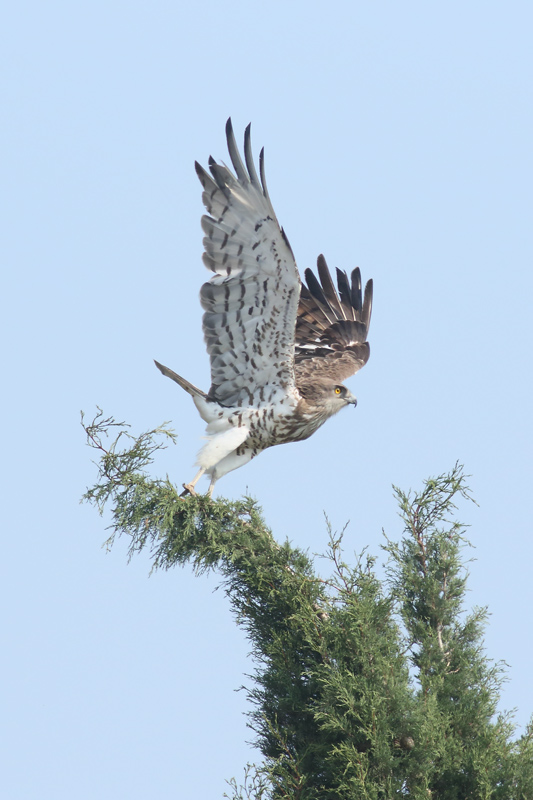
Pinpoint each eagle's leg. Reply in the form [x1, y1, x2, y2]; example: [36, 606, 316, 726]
[180, 467, 206, 497]
[206, 473, 218, 498]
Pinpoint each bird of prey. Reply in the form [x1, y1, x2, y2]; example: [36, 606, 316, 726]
[155, 119, 373, 496]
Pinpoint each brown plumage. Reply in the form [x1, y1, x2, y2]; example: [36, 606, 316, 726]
[155, 120, 373, 496]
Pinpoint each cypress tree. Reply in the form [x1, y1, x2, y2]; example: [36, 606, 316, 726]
[82, 411, 533, 798]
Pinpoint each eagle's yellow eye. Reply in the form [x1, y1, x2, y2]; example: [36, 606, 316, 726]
[335, 387, 342, 395]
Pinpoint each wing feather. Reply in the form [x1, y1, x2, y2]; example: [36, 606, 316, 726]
[259, 147, 272, 207]
[225, 118, 249, 184]
[316, 254, 345, 319]
[302, 269, 337, 325]
[348, 267, 363, 314]
[197, 119, 301, 408]
[295, 255, 373, 384]
[335, 268, 356, 320]
[243, 123, 262, 188]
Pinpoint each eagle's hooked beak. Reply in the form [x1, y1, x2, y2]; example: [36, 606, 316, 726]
[346, 391, 357, 408]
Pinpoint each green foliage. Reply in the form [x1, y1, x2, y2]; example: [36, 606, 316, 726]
[82, 412, 533, 799]
[382, 467, 528, 798]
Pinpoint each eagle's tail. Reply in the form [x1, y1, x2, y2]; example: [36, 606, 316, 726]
[154, 360, 207, 399]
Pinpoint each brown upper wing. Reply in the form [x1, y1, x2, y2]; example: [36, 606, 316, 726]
[295, 254, 373, 384]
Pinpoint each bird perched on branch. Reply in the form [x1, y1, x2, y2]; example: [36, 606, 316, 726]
[155, 119, 373, 497]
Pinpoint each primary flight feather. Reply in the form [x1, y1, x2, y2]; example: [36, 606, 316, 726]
[155, 119, 373, 496]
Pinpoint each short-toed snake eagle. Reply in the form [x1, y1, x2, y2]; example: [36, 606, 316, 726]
[155, 120, 373, 496]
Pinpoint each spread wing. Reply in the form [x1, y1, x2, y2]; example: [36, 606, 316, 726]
[196, 119, 301, 408]
[295, 254, 373, 384]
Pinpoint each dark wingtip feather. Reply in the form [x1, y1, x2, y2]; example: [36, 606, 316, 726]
[225, 117, 248, 183]
[244, 123, 261, 187]
[349, 267, 362, 313]
[335, 267, 355, 320]
[305, 266, 329, 308]
[335, 267, 349, 289]
[195, 160, 207, 187]
[208, 161, 231, 195]
[259, 146, 271, 202]
[316, 255, 344, 317]
[362, 279, 373, 328]
[351, 267, 362, 287]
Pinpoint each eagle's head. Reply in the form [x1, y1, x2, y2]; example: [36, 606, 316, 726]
[298, 379, 357, 419]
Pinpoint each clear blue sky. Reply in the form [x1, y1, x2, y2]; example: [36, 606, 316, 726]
[2, 2, 532, 797]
